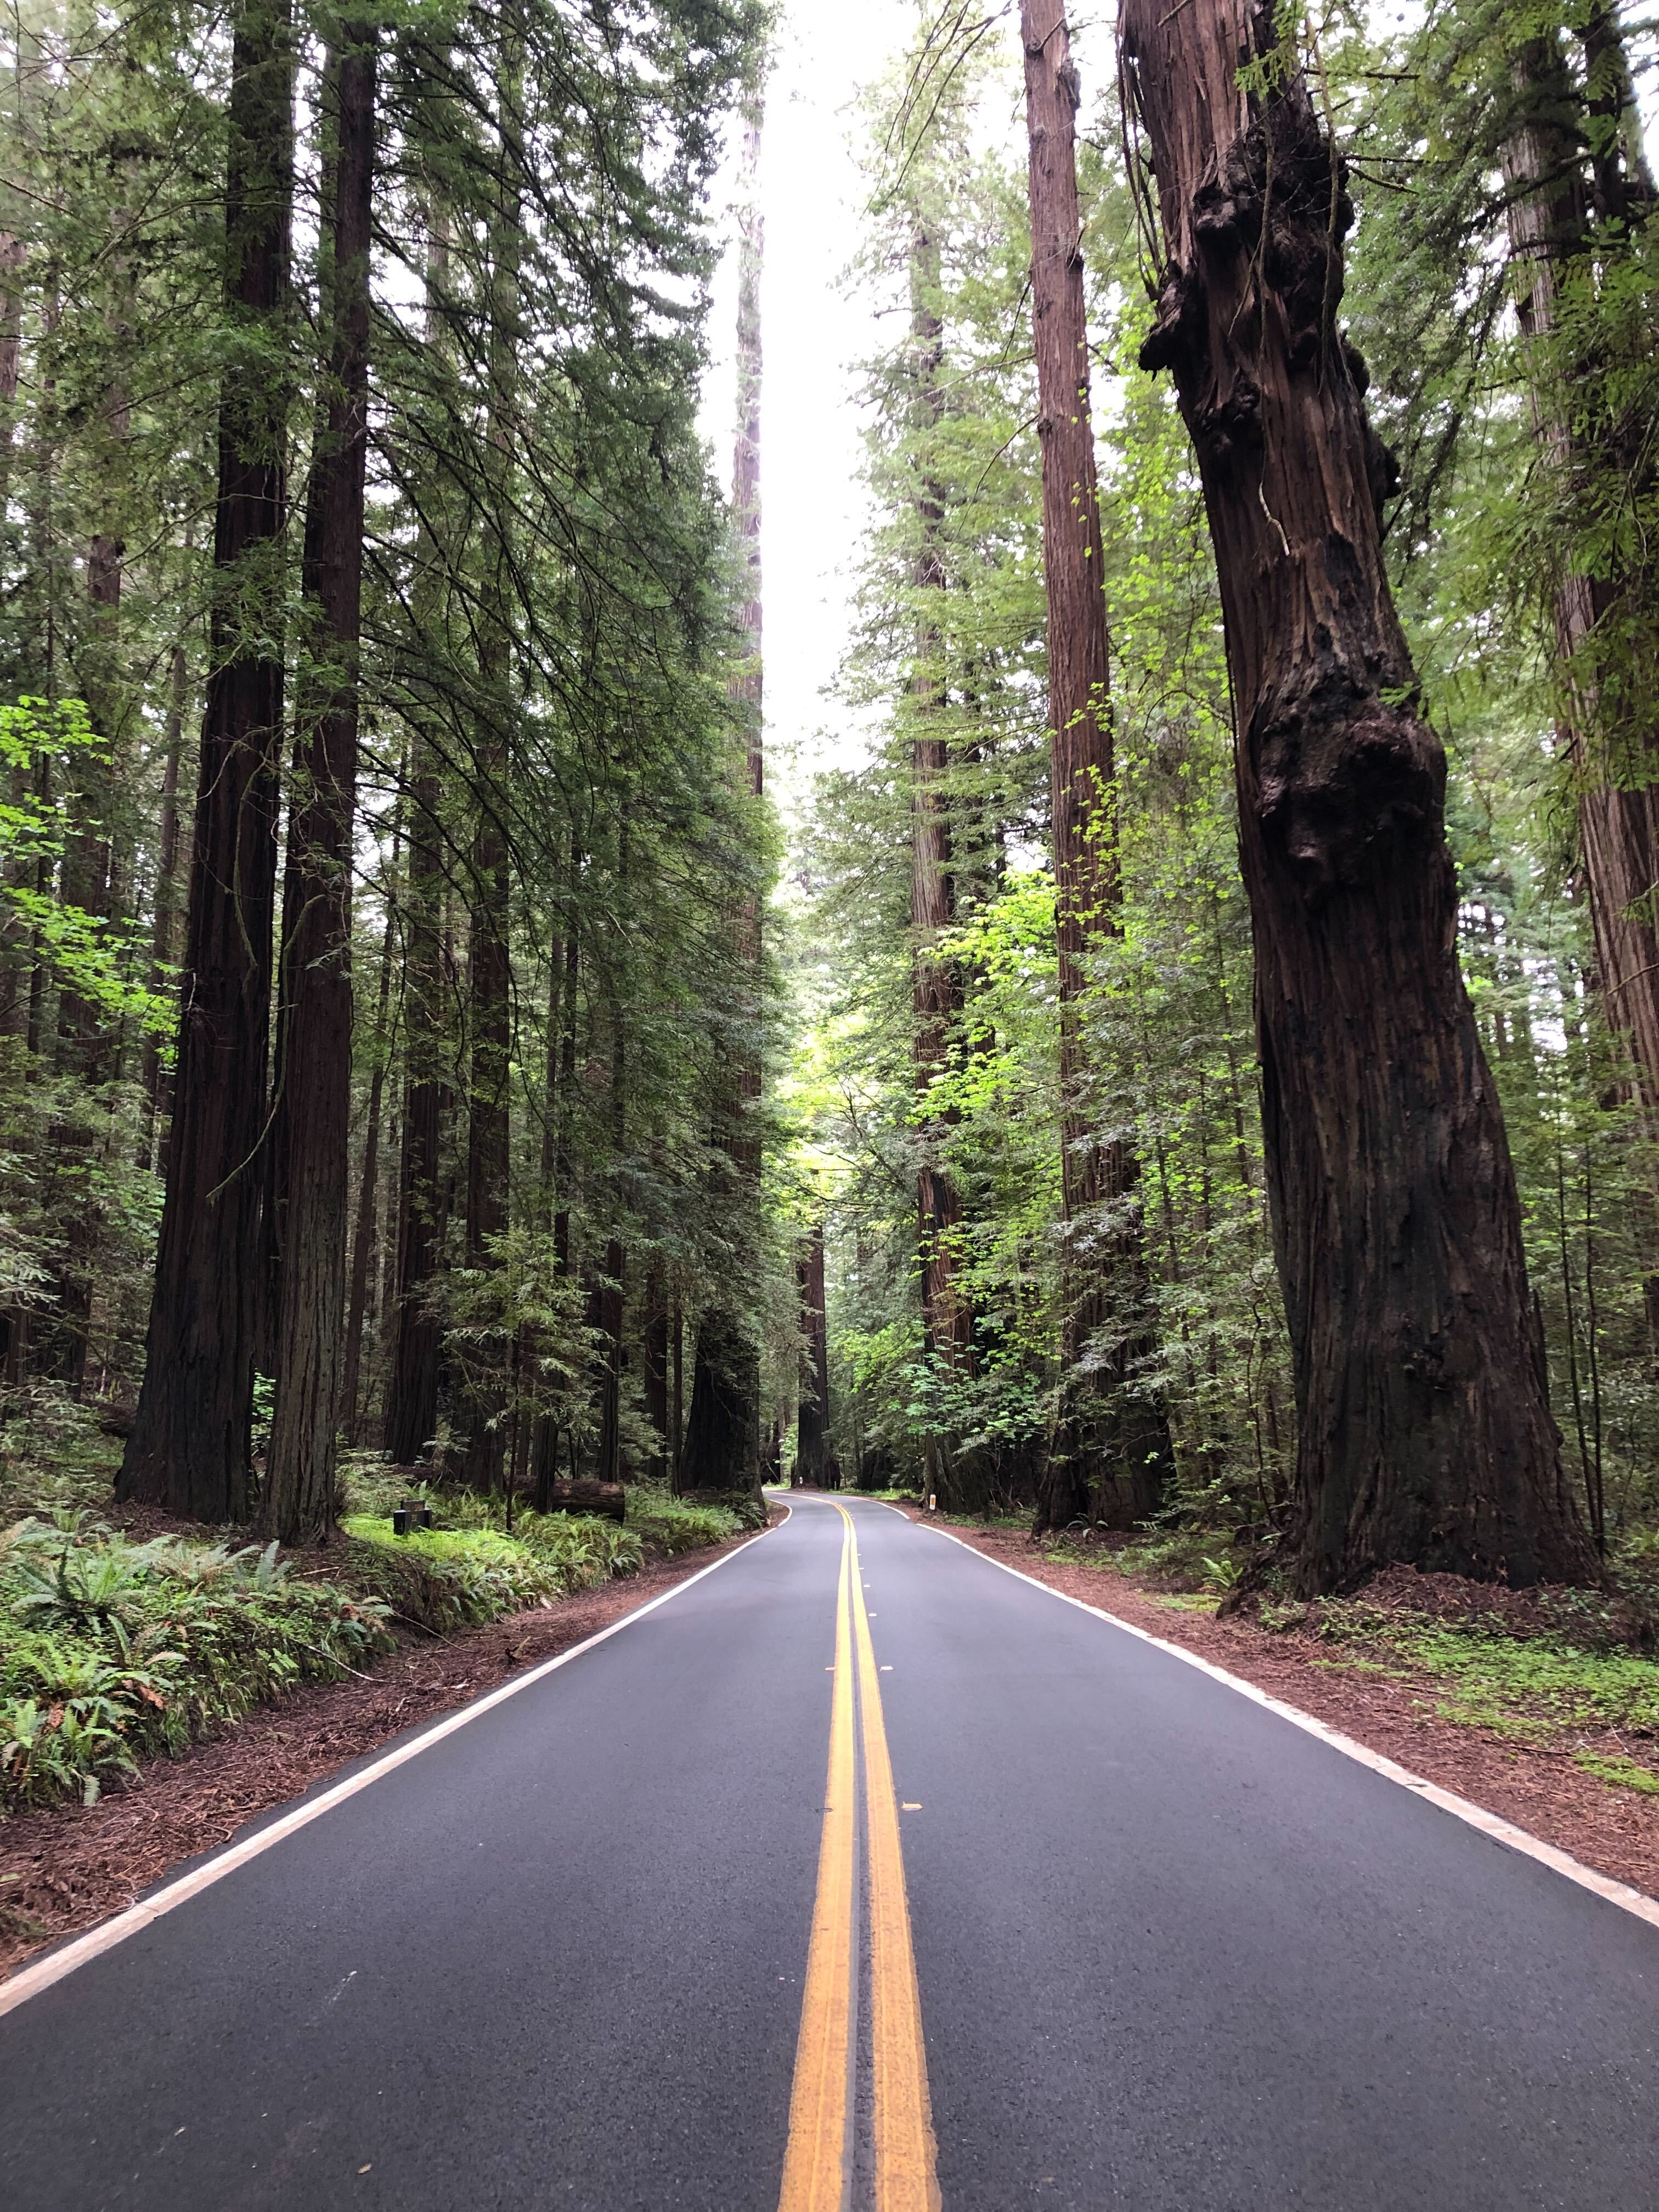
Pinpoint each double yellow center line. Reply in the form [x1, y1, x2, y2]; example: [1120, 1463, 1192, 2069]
[777, 1504, 941, 2212]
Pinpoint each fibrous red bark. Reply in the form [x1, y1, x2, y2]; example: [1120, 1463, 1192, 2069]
[120, 0, 295, 1520]
[685, 94, 764, 1498]
[1119, 0, 1598, 1590]
[795, 1221, 831, 1486]
[263, 21, 376, 1541]
[1021, 0, 1172, 1532]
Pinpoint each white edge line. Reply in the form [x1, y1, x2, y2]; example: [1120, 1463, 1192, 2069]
[0, 1506, 792, 2018]
[896, 1509, 1659, 1936]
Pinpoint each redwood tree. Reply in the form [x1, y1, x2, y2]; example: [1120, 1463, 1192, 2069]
[264, 18, 377, 1541]
[1119, 0, 1598, 1590]
[1020, 0, 1172, 1533]
[119, 0, 295, 1520]
[684, 92, 764, 1498]
[795, 1219, 831, 1486]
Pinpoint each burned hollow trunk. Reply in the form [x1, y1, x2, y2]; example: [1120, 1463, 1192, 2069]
[1119, 0, 1598, 1590]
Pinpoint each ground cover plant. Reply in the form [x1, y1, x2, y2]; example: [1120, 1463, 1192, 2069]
[0, 1452, 743, 1814]
[0, 1511, 393, 1811]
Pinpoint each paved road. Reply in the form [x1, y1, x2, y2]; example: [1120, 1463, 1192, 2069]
[3, 1493, 1657, 2210]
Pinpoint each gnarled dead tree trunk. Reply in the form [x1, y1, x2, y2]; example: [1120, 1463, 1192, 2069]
[1119, 0, 1598, 1592]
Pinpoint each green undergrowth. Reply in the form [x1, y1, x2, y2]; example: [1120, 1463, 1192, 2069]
[1311, 1603, 1659, 1779]
[625, 1488, 746, 1551]
[0, 1511, 392, 1813]
[337, 1508, 643, 1630]
[0, 1456, 739, 1819]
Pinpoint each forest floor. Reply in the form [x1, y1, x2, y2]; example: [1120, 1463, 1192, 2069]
[0, 1515, 776, 1980]
[903, 1507, 1659, 1900]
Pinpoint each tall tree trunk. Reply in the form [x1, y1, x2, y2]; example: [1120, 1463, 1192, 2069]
[383, 195, 452, 1468]
[796, 1219, 831, 1486]
[263, 19, 376, 1542]
[685, 93, 764, 1498]
[641, 1254, 670, 1482]
[532, 908, 578, 1504]
[459, 17, 522, 1493]
[384, 729, 448, 1464]
[1504, 33, 1659, 1131]
[907, 219, 974, 1407]
[119, 0, 294, 1521]
[1022, 0, 1172, 1533]
[138, 639, 188, 1171]
[1120, 0, 1598, 1592]
[342, 812, 399, 1446]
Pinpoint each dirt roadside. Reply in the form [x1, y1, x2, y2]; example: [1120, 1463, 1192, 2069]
[904, 1510, 1659, 1901]
[1, 1520, 777, 1981]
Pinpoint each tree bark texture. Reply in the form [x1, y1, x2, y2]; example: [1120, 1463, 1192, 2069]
[139, 640, 188, 1171]
[641, 1255, 670, 1482]
[1504, 33, 1659, 1138]
[458, 27, 521, 1494]
[263, 24, 376, 1541]
[908, 220, 975, 1389]
[342, 826, 399, 1446]
[1120, 0, 1598, 1590]
[795, 1220, 831, 1485]
[119, 0, 294, 1521]
[684, 94, 764, 1498]
[1022, 0, 1172, 1534]
[385, 734, 447, 1464]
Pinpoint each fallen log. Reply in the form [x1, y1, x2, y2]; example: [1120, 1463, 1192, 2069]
[538, 1480, 627, 1524]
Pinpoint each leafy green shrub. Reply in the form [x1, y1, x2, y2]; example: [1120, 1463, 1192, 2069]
[623, 1487, 742, 1553]
[337, 1520, 568, 1629]
[0, 1516, 392, 1812]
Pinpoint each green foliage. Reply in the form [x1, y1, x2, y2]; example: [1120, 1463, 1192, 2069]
[1316, 1604, 1659, 1745]
[0, 1517, 392, 1812]
[622, 1486, 743, 1552]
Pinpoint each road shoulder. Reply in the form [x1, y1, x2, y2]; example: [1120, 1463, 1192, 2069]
[1, 1517, 780, 1983]
[899, 1509, 1659, 1904]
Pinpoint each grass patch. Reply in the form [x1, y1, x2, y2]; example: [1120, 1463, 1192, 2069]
[1575, 1752, 1659, 1796]
[1316, 1605, 1659, 1745]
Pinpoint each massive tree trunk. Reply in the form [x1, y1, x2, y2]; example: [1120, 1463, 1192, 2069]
[1120, 0, 1598, 1591]
[119, 0, 295, 1521]
[263, 20, 376, 1541]
[795, 1219, 831, 1486]
[684, 94, 764, 1499]
[1021, 0, 1172, 1533]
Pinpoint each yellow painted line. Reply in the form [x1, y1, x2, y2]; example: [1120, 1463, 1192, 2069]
[842, 1505, 942, 2212]
[776, 1515, 857, 2212]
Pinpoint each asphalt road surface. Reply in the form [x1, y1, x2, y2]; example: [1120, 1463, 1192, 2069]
[4, 1492, 1658, 2210]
